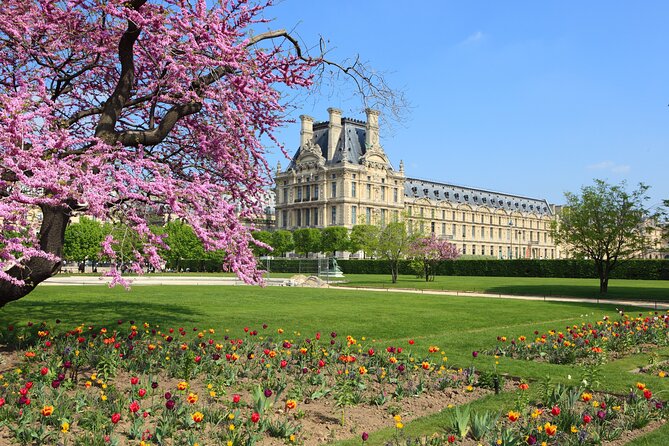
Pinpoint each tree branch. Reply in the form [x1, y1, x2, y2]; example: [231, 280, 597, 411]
[94, 0, 146, 144]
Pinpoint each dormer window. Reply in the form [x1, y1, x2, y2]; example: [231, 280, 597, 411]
[454, 193, 460, 200]
[445, 192, 450, 198]
[482, 197, 487, 203]
[473, 196, 478, 202]
[464, 195, 469, 201]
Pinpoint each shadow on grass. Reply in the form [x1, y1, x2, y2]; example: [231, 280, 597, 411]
[1, 298, 205, 335]
[483, 285, 669, 302]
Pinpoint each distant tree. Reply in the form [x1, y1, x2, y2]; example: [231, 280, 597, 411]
[293, 228, 322, 257]
[408, 233, 460, 282]
[271, 230, 294, 257]
[349, 225, 380, 258]
[320, 226, 350, 257]
[63, 217, 104, 271]
[377, 222, 410, 283]
[160, 221, 204, 267]
[251, 230, 273, 257]
[551, 180, 656, 293]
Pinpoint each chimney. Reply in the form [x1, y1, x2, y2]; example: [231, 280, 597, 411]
[365, 108, 380, 149]
[327, 107, 342, 160]
[299, 114, 314, 148]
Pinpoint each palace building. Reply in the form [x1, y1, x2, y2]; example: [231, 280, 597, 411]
[274, 108, 565, 259]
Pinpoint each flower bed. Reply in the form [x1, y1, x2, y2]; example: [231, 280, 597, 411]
[487, 311, 669, 365]
[385, 381, 667, 445]
[0, 320, 491, 446]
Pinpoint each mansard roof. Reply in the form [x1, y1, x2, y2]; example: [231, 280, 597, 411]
[405, 177, 553, 216]
[288, 118, 394, 169]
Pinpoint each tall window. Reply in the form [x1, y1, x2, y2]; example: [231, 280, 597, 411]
[296, 209, 302, 226]
[431, 221, 435, 233]
[282, 188, 288, 204]
[393, 188, 398, 202]
[442, 210, 446, 220]
[351, 206, 357, 225]
[313, 184, 319, 200]
[282, 210, 288, 228]
[442, 223, 446, 234]
[462, 244, 467, 255]
[304, 184, 310, 201]
[305, 208, 310, 226]
[331, 206, 337, 225]
[381, 209, 386, 226]
[313, 208, 318, 226]
[331, 182, 337, 198]
[393, 210, 399, 222]
[381, 186, 386, 201]
[472, 245, 477, 255]
[366, 207, 372, 224]
[366, 183, 371, 198]
[296, 187, 302, 202]
[351, 182, 357, 198]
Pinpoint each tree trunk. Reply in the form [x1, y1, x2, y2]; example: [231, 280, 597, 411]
[0, 204, 71, 307]
[600, 276, 608, 293]
[391, 261, 398, 283]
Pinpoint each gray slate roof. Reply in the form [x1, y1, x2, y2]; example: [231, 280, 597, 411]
[405, 178, 552, 216]
[288, 118, 390, 168]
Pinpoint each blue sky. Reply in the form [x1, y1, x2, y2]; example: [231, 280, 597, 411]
[260, 1, 668, 207]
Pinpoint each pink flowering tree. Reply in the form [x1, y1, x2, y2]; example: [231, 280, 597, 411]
[408, 234, 460, 282]
[0, 0, 403, 306]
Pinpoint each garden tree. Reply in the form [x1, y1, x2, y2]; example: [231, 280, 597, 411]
[377, 222, 410, 283]
[251, 230, 273, 257]
[0, 0, 405, 306]
[63, 217, 105, 270]
[159, 220, 205, 269]
[349, 224, 380, 259]
[320, 226, 350, 257]
[293, 228, 322, 257]
[551, 179, 656, 293]
[271, 230, 294, 257]
[408, 233, 460, 282]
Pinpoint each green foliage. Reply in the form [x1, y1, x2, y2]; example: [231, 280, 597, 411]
[349, 225, 380, 258]
[445, 405, 471, 438]
[552, 180, 657, 293]
[160, 220, 204, 266]
[270, 230, 294, 257]
[251, 230, 273, 257]
[63, 217, 104, 262]
[320, 226, 350, 255]
[292, 228, 322, 256]
[376, 222, 410, 283]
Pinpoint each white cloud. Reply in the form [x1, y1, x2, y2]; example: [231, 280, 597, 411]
[587, 160, 631, 174]
[459, 31, 485, 46]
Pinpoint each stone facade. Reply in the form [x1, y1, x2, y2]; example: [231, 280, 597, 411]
[275, 108, 567, 259]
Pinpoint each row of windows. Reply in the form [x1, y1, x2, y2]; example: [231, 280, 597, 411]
[459, 244, 557, 259]
[281, 183, 401, 203]
[407, 221, 552, 244]
[281, 207, 400, 227]
[407, 207, 550, 229]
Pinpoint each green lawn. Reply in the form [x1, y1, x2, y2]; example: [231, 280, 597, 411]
[337, 274, 669, 301]
[2, 284, 668, 445]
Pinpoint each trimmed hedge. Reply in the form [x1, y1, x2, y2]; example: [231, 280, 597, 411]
[334, 259, 669, 280]
[167, 258, 669, 280]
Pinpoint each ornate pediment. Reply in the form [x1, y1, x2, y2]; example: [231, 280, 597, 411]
[360, 143, 391, 170]
[295, 140, 325, 169]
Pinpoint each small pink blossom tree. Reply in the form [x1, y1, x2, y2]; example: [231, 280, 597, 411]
[0, 0, 402, 306]
[408, 234, 460, 282]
